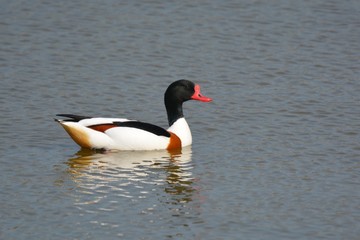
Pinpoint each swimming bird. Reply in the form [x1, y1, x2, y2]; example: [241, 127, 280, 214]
[55, 79, 212, 151]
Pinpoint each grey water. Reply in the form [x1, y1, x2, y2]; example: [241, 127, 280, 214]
[1, 0, 359, 239]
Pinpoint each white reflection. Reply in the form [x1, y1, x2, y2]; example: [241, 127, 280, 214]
[67, 147, 191, 170]
[64, 146, 195, 204]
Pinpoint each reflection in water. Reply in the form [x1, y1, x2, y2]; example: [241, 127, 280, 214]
[65, 147, 195, 204]
[61, 147, 203, 239]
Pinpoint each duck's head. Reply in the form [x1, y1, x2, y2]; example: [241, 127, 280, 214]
[165, 79, 212, 104]
[164, 79, 212, 125]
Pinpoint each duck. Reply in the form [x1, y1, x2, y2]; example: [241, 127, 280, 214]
[55, 79, 212, 151]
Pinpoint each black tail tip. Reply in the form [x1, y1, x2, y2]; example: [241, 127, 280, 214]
[54, 114, 91, 122]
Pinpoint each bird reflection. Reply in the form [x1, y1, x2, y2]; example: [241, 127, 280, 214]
[65, 146, 195, 204]
[163, 157, 194, 203]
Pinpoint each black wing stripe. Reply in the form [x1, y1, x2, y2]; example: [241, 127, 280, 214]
[113, 121, 170, 137]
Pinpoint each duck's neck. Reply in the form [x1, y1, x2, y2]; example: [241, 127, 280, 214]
[165, 101, 184, 126]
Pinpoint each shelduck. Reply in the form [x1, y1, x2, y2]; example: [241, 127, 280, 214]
[55, 79, 212, 151]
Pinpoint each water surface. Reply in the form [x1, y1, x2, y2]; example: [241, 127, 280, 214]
[1, 0, 359, 239]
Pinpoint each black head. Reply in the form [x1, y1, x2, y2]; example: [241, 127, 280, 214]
[165, 80, 195, 104]
[164, 79, 212, 125]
